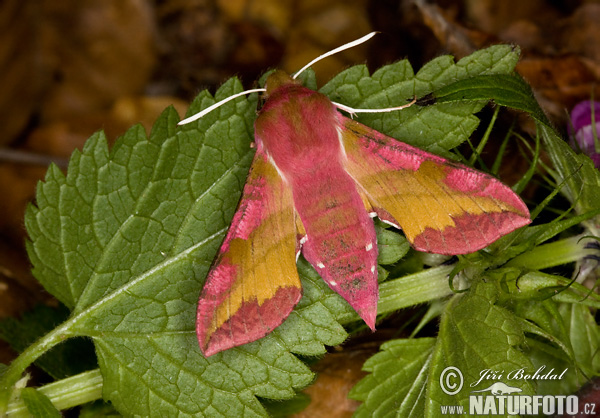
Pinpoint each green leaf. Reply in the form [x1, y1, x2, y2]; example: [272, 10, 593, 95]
[350, 338, 436, 417]
[516, 302, 599, 398]
[320, 44, 520, 155]
[559, 303, 600, 378]
[414, 44, 520, 94]
[427, 281, 535, 414]
[434, 74, 549, 125]
[376, 225, 410, 265]
[261, 393, 311, 417]
[513, 300, 577, 367]
[510, 271, 600, 309]
[21, 388, 61, 418]
[539, 124, 600, 214]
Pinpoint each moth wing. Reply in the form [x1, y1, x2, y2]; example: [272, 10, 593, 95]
[197, 149, 301, 356]
[341, 117, 530, 255]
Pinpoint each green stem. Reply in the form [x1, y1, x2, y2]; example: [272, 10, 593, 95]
[469, 105, 499, 166]
[0, 321, 75, 414]
[6, 369, 103, 417]
[378, 265, 455, 315]
[506, 236, 595, 270]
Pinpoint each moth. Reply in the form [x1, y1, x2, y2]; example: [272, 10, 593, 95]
[179, 33, 530, 356]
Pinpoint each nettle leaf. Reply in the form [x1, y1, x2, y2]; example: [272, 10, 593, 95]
[16, 45, 526, 415]
[321, 44, 519, 155]
[560, 303, 600, 377]
[430, 282, 535, 413]
[376, 225, 410, 266]
[262, 393, 311, 417]
[523, 302, 598, 397]
[539, 124, 600, 214]
[350, 338, 436, 417]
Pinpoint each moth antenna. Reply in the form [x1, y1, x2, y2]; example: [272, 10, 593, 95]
[292, 32, 379, 80]
[178, 88, 266, 125]
[333, 96, 417, 115]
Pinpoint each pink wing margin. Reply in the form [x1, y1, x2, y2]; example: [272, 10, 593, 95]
[340, 117, 531, 255]
[196, 149, 301, 356]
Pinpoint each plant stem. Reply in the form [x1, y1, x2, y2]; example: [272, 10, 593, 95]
[506, 236, 596, 270]
[469, 105, 499, 166]
[0, 320, 75, 414]
[378, 265, 455, 315]
[6, 369, 103, 417]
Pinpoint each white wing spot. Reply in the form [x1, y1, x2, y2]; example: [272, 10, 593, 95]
[371, 265, 376, 273]
[365, 243, 373, 251]
[369, 212, 377, 218]
[317, 262, 325, 268]
[330, 281, 337, 286]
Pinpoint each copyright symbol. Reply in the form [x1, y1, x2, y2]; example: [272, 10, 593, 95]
[440, 366, 463, 395]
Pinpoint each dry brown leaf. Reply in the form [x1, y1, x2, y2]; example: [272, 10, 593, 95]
[463, 0, 558, 34]
[38, 0, 157, 122]
[0, 1, 48, 146]
[560, 3, 600, 64]
[517, 55, 600, 126]
[280, 2, 372, 84]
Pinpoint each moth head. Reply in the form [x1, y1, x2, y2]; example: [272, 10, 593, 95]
[264, 70, 299, 97]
